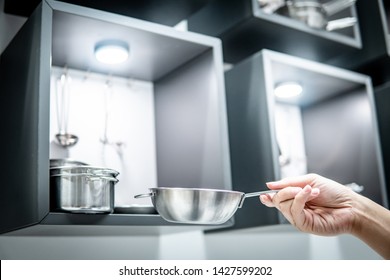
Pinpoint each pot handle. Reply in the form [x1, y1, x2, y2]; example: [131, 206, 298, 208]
[322, 0, 356, 16]
[326, 17, 356, 31]
[134, 193, 154, 199]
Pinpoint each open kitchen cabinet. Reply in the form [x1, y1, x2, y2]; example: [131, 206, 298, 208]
[328, 0, 390, 209]
[0, 0, 233, 235]
[330, 0, 390, 86]
[187, 0, 361, 64]
[223, 49, 388, 230]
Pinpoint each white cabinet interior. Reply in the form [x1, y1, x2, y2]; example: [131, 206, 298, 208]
[50, 67, 157, 207]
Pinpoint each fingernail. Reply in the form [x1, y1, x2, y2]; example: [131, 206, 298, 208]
[312, 188, 320, 196]
[266, 182, 276, 187]
[303, 185, 312, 193]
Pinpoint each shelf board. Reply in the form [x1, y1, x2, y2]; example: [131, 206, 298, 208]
[2, 213, 234, 236]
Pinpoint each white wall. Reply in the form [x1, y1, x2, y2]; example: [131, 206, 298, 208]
[274, 103, 308, 178]
[0, 0, 383, 260]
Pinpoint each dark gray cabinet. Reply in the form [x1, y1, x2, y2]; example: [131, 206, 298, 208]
[330, 0, 390, 86]
[0, 0, 232, 234]
[187, 0, 361, 64]
[4, 0, 211, 27]
[374, 83, 390, 206]
[224, 49, 388, 230]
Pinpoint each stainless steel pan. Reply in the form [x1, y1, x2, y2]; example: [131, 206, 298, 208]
[135, 187, 278, 224]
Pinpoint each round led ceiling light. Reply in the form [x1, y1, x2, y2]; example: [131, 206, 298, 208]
[94, 40, 129, 65]
[274, 82, 303, 98]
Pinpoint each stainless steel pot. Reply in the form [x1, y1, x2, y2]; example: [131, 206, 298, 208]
[286, 0, 357, 31]
[50, 173, 118, 213]
[135, 187, 278, 224]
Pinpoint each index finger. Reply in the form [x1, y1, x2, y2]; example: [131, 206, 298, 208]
[266, 173, 319, 190]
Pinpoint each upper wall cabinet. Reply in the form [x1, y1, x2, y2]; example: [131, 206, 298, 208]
[3, 0, 211, 26]
[0, 0, 232, 234]
[187, 0, 362, 64]
[224, 49, 388, 230]
[330, 0, 390, 86]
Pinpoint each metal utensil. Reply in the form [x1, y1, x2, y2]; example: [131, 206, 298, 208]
[55, 71, 79, 148]
[259, 0, 286, 14]
[286, 0, 356, 30]
[321, 0, 356, 16]
[134, 187, 278, 224]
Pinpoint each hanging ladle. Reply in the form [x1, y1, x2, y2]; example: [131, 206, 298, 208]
[55, 71, 79, 148]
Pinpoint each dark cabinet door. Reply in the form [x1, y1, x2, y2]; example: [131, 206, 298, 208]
[331, 0, 390, 86]
[223, 53, 281, 230]
[0, 2, 52, 233]
[375, 84, 390, 206]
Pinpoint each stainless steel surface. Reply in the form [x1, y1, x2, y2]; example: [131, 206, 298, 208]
[50, 173, 118, 213]
[55, 133, 79, 148]
[259, 0, 286, 14]
[322, 0, 356, 16]
[286, 0, 356, 30]
[54, 71, 79, 148]
[134, 187, 278, 224]
[50, 166, 120, 177]
[50, 158, 88, 167]
[326, 17, 356, 31]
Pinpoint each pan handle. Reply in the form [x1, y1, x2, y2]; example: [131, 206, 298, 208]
[244, 189, 279, 198]
[134, 193, 154, 199]
[238, 189, 279, 208]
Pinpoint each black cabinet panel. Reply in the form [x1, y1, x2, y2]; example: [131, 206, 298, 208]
[330, 0, 390, 86]
[0, 2, 51, 233]
[4, 0, 210, 26]
[223, 52, 281, 230]
[375, 83, 390, 205]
